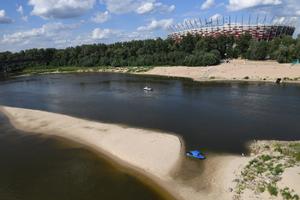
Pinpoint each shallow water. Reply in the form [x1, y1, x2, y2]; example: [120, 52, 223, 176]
[0, 112, 168, 200]
[1, 73, 300, 153]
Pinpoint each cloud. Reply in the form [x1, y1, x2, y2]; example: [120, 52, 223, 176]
[17, 5, 24, 15]
[91, 11, 110, 23]
[209, 13, 222, 21]
[100, 0, 174, 14]
[201, 0, 215, 10]
[224, 0, 300, 35]
[1, 22, 79, 44]
[227, 0, 282, 11]
[92, 28, 119, 39]
[90, 27, 155, 42]
[28, 0, 95, 19]
[0, 10, 13, 24]
[137, 18, 173, 31]
[136, 2, 155, 14]
[16, 5, 28, 21]
[136, 2, 175, 14]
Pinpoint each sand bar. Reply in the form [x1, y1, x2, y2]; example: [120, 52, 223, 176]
[0, 106, 248, 200]
[143, 60, 300, 83]
[0, 106, 183, 199]
[2, 106, 299, 200]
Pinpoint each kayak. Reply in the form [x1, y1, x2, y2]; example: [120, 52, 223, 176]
[186, 150, 205, 160]
[143, 86, 153, 91]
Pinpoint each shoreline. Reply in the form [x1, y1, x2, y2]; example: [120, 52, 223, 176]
[142, 60, 300, 85]
[7, 59, 300, 85]
[0, 106, 246, 200]
[1, 106, 299, 200]
[0, 106, 184, 200]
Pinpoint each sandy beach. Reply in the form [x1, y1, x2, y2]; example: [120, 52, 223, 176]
[1, 106, 299, 200]
[0, 106, 246, 200]
[143, 60, 300, 83]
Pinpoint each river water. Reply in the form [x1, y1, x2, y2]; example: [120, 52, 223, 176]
[0, 73, 300, 199]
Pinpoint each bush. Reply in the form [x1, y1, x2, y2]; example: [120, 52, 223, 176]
[267, 184, 278, 196]
[202, 52, 220, 66]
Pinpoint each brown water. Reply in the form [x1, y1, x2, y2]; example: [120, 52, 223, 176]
[0, 112, 169, 200]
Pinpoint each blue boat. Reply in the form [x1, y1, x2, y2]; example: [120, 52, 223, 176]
[186, 150, 205, 160]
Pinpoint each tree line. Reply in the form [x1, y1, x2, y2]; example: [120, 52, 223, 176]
[1, 33, 300, 73]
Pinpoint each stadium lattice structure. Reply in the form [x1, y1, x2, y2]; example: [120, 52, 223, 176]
[168, 16, 297, 41]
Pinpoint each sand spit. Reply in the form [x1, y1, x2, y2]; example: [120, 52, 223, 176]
[0, 106, 181, 177]
[1, 106, 299, 200]
[0, 106, 187, 199]
[0, 106, 245, 200]
[143, 60, 300, 83]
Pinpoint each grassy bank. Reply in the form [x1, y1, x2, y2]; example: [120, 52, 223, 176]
[19, 66, 153, 75]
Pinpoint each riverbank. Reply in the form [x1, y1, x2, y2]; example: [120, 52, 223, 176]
[13, 60, 300, 84]
[143, 60, 300, 84]
[18, 66, 152, 75]
[1, 106, 299, 200]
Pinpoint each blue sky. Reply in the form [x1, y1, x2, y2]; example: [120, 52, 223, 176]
[0, 0, 299, 52]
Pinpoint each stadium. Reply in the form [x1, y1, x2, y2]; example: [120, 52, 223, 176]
[168, 16, 296, 41]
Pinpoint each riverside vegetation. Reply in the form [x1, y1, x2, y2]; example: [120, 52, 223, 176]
[234, 141, 300, 200]
[1, 34, 300, 74]
[0, 34, 300, 72]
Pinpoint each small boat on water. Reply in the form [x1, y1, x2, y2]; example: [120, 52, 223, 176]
[143, 86, 153, 91]
[186, 150, 206, 160]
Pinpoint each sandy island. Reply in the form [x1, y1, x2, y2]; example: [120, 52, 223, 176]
[1, 106, 299, 200]
[143, 60, 300, 83]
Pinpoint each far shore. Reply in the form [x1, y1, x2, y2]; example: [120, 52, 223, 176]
[142, 59, 300, 84]
[1, 106, 299, 200]
[9, 59, 300, 85]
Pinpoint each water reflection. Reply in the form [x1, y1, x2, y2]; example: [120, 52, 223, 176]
[0, 73, 300, 153]
[0, 112, 168, 200]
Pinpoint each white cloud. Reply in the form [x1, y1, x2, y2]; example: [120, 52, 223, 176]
[28, 0, 95, 19]
[99, 0, 133, 14]
[224, 0, 300, 36]
[16, 5, 28, 21]
[136, 2, 175, 14]
[91, 11, 110, 23]
[100, 0, 174, 14]
[136, 2, 155, 14]
[210, 13, 222, 21]
[201, 0, 215, 10]
[90, 28, 155, 42]
[1, 23, 79, 44]
[227, 0, 282, 11]
[0, 10, 13, 24]
[92, 28, 119, 39]
[17, 5, 24, 15]
[137, 18, 173, 31]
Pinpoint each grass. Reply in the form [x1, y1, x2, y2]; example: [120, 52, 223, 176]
[268, 184, 278, 196]
[18, 66, 153, 75]
[234, 142, 300, 200]
[289, 143, 300, 161]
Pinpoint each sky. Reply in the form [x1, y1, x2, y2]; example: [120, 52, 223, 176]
[0, 0, 300, 52]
